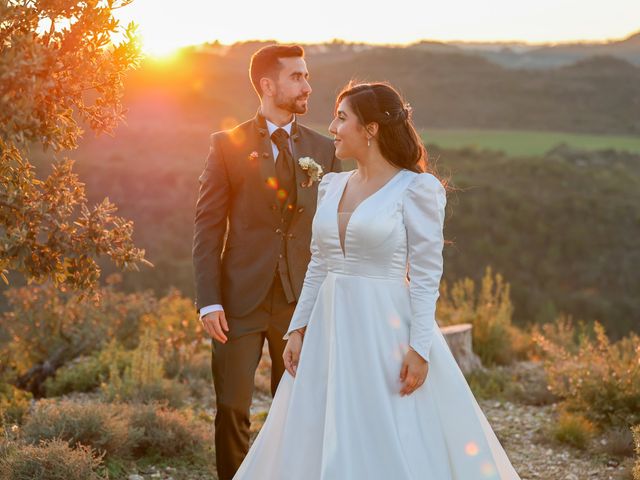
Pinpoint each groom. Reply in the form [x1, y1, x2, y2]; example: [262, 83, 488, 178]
[192, 44, 341, 480]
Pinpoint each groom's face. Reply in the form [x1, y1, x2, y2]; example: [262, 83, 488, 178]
[272, 57, 312, 114]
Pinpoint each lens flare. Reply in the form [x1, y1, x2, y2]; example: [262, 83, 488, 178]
[465, 441, 479, 456]
[481, 461, 496, 476]
[266, 177, 278, 189]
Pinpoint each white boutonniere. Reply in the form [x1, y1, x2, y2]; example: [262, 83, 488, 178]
[297, 157, 323, 187]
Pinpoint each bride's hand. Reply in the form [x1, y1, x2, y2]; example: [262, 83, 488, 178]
[283, 329, 305, 377]
[399, 348, 429, 396]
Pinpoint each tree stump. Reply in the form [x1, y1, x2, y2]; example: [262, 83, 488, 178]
[440, 323, 482, 374]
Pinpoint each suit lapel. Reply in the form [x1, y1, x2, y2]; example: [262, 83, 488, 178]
[252, 111, 281, 222]
[290, 122, 316, 213]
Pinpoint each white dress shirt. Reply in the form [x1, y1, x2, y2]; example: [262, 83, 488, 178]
[200, 116, 295, 319]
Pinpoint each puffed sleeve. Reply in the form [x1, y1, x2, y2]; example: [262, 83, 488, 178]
[283, 172, 337, 340]
[402, 173, 447, 363]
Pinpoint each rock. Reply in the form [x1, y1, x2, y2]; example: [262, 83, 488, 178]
[128, 475, 144, 480]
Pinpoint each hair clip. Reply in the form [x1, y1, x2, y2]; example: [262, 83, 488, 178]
[403, 102, 413, 120]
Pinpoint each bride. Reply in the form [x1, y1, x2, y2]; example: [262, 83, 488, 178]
[233, 82, 521, 479]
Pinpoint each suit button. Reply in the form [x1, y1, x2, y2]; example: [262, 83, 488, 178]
[287, 233, 295, 239]
[279, 254, 284, 258]
[274, 227, 282, 234]
[297, 207, 304, 213]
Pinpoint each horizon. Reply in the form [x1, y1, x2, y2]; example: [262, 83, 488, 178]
[111, 0, 640, 57]
[155, 29, 640, 49]
[130, 29, 640, 59]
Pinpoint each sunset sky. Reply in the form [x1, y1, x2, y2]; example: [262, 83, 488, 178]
[113, 0, 639, 56]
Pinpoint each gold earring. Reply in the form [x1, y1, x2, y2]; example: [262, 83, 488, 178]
[367, 138, 371, 147]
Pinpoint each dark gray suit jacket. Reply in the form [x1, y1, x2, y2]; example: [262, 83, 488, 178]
[193, 111, 341, 318]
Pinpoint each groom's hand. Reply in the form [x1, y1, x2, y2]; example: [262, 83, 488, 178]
[201, 311, 229, 343]
[399, 348, 429, 396]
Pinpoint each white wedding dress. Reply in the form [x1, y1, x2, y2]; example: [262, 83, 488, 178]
[233, 169, 521, 480]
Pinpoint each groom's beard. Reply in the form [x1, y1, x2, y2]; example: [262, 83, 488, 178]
[275, 92, 309, 115]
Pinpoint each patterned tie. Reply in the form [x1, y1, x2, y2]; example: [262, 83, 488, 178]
[271, 128, 296, 210]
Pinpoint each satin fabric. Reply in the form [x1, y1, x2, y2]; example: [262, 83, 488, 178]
[233, 170, 521, 480]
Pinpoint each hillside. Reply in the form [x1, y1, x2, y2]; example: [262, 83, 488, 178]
[10, 131, 635, 339]
[122, 43, 640, 135]
[443, 30, 640, 69]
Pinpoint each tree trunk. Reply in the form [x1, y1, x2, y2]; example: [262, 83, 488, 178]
[440, 323, 482, 374]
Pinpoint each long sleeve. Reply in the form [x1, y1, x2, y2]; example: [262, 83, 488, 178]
[283, 172, 337, 340]
[402, 173, 447, 363]
[192, 133, 230, 312]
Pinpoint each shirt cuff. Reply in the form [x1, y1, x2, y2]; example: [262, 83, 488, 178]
[200, 304, 223, 319]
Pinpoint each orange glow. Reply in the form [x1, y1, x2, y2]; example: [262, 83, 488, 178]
[142, 39, 181, 59]
[228, 128, 246, 146]
[191, 78, 204, 92]
[266, 177, 278, 189]
[481, 461, 497, 476]
[465, 441, 479, 456]
[393, 347, 403, 362]
[389, 316, 401, 329]
[221, 117, 238, 131]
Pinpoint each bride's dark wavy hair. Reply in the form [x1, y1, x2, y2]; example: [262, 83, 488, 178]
[335, 81, 433, 174]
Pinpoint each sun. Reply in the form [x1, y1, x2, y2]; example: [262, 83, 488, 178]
[140, 34, 182, 59]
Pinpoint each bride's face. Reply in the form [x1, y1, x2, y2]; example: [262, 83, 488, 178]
[329, 99, 368, 160]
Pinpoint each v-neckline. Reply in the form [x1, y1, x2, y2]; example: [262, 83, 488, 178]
[336, 169, 405, 258]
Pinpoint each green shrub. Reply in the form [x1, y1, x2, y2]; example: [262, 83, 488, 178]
[552, 410, 595, 449]
[0, 280, 156, 395]
[22, 399, 138, 460]
[179, 351, 213, 401]
[534, 322, 640, 428]
[17, 399, 209, 465]
[511, 362, 559, 406]
[127, 403, 210, 460]
[43, 340, 131, 397]
[0, 281, 206, 400]
[0, 383, 32, 426]
[139, 289, 206, 379]
[43, 357, 102, 397]
[466, 361, 559, 406]
[438, 266, 529, 365]
[529, 314, 595, 357]
[0, 438, 106, 480]
[465, 367, 513, 400]
[101, 331, 188, 408]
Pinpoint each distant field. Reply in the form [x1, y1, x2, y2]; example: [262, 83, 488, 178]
[308, 125, 640, 156]
[419, 129, 640, 156]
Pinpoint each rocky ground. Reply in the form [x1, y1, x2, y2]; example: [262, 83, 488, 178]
[126, 351, 636, 480]
[481, 400, 634, 480]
